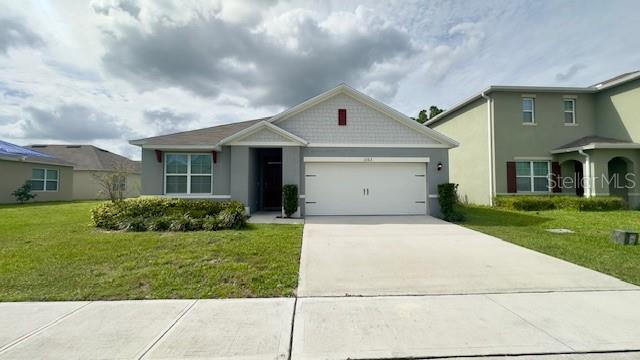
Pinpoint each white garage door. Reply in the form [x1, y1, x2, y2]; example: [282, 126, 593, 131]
[305, 161, 427, 215]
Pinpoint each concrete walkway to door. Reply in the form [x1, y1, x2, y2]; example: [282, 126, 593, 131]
[297, 215, 636, 296]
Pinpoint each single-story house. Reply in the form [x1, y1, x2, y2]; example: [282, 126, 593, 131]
[26, 145, 141, 200]
[130, 84, 458, 217]
[0, 140, 74, 203]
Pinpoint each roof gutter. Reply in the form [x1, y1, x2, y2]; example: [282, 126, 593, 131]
[481, 91, 495, 205]
[578, 149, 591, 197]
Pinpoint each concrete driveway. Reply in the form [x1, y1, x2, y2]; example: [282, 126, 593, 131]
[297, 216, 636, 296]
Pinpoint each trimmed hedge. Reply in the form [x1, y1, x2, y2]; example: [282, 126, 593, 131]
[495, 195, 626, 211]
[282, 184, 298, 217]
[91, 197, 247, 232]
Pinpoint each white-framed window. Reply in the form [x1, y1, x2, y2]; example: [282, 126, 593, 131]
[164, 153, 213, 194]
[522, 98, 535, 123]
[516, 161, 550, 193]
[563, 99, 576, 124]
[30, 168, 59, 192]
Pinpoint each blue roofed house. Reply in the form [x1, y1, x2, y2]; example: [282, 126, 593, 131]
[0, 140, 74, 203]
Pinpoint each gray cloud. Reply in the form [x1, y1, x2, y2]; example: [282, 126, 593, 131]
[21, 105, 127, 141]
[144, 108, 197, 134]
[0, 17, 44, 54]
[101, 11, 416, 107]
[556, 64, 586, 82]
[92, 0, 141, 19]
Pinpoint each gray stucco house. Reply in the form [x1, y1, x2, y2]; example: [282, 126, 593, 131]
[131, 84, 458, 216]
[427, 71, 640, 208]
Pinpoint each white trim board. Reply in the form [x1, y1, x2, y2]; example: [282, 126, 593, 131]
[304, 156, 429, 163]
[217, 120, 308, 149]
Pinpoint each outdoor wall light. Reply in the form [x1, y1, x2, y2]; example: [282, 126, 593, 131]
[437, 162, 444, 171]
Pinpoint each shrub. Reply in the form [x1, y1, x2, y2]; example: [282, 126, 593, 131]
[91, 197, 246, 232]
[117, 216, 147, 232]
[495, 195, 626, 211]
[282, 184, 298, 217]
[202, 216, 220, 231]
[438, 183, 465, 222]
[12, 182, 37, 203]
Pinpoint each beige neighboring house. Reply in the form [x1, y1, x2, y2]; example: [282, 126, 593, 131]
[427, 71, 640, 208]
[26, 145, 141, 200]
[0, 140, 74, 203]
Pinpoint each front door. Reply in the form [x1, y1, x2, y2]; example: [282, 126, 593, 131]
[262, 156, 282, 209]
[574, 161, 584, 197]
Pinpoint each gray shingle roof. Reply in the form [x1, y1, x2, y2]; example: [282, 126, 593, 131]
[554, 136, 632, 150]
[130, 118, 269, 146]
[26, 145, 140, 173]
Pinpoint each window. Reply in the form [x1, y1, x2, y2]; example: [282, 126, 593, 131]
[516, 161, 550, 192]
[522, 98, 535, 123]
[30, 168, 58, 192]
[111, 175, 126, 192]
[564, 99, 576, 124]
[165, 153, 212, 194]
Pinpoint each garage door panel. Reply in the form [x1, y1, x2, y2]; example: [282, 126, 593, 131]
[305, 162, 427, 216]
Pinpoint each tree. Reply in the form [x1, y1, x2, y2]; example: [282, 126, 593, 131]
[12, 181, 37, 203]
[92, 164, 131, 203]
[428, 105, 444, 119]
[413, 105, 445, 124]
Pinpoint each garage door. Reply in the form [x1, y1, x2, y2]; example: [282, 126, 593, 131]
[305, 162, 427, 215]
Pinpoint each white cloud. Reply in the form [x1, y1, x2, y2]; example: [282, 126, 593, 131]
[0, 0, 639, 161]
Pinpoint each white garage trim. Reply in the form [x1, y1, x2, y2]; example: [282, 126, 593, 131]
[304, 157, 429, 163]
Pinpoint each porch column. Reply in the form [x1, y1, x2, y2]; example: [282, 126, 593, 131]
[230, 146, 250, 211]
[282, 146, 301, 216]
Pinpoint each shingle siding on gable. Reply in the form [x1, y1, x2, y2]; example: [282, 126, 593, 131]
[238, 128, 292, 143]
[277, 94, 437, 145]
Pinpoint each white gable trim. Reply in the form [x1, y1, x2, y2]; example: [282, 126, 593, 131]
[216, 121, 308, 149]
[268, 84, 459, 148]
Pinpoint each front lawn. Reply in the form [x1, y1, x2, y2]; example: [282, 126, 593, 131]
[461, 206, 640, 285]
[0, 201, 303, 301]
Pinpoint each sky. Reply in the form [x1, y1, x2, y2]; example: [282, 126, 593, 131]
[0, 0, 639, 160]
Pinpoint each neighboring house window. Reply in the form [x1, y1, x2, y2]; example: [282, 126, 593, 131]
[516, 161, 550, 192]
[111, 175, 126, 192]
[30, 168, 58, 192]
[165, 153, 212, 194]
[522, 98, 535, 123]
[564, 99, 576, 124]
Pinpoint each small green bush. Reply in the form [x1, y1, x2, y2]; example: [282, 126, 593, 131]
[495, 195, 626, 211]
[438, 183, 465, 222]
[91, 197, 246, 232]
[12, 181, 37, 203]
[202, 216, 220, 231]
[282, 184, 298, 217]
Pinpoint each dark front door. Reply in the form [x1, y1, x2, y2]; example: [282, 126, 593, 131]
[262, 156, 282, 209]
[575, 161, 584, 197]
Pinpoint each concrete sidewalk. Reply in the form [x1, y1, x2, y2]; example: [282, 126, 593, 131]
[2, 291, 640, 359]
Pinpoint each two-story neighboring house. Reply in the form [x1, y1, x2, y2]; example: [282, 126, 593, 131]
[427, 71, 640, 208]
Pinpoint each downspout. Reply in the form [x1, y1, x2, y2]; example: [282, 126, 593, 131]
[578, 149, 591, 197]
[481, 91, 495, 205]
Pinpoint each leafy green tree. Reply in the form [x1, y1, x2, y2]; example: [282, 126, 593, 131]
[413, 106, 445, 124]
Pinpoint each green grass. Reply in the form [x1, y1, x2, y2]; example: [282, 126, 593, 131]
[460, 205, 640, 285]
[0, 201, 303, 301]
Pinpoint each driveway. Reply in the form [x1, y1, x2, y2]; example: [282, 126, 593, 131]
[297, 216, 636, 296]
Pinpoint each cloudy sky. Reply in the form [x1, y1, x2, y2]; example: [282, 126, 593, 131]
[1, 0, 639, 159]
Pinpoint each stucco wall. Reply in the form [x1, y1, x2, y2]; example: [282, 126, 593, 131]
[277, 93, 439, 145]
[492, 91, 597, 194]
[0, 159, 73, 203]
[431, 98, 490, 204]
[72, 171, 140, 200]
[595, 78, 640, 142]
